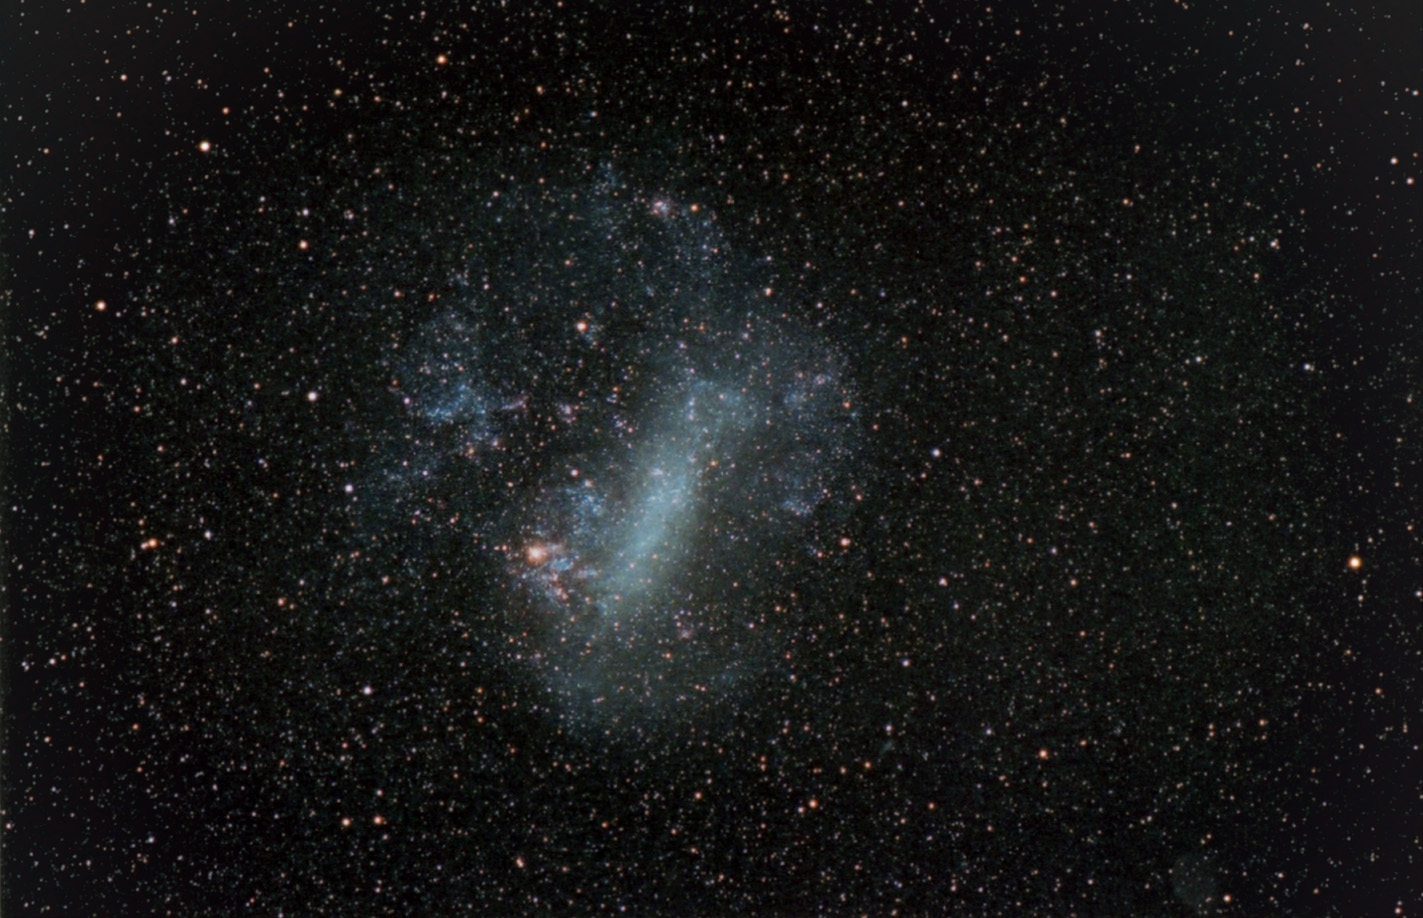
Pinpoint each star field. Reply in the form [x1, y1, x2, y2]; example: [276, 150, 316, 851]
[3, 1, 1419, 915]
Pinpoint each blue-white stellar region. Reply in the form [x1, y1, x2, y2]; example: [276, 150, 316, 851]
[600, 386, 745, 616]
[371, 175, 859, 735]
[505, 364, 844, 731]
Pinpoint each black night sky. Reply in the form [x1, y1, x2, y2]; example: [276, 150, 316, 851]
[3, 2, 1419, 914]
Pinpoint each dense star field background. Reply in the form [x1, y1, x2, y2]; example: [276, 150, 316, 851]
[3, 1, 1419, 914]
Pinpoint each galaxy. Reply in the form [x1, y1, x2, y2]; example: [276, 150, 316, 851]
[359, 173, 860, 731]
[4, 2, 1418, 915]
